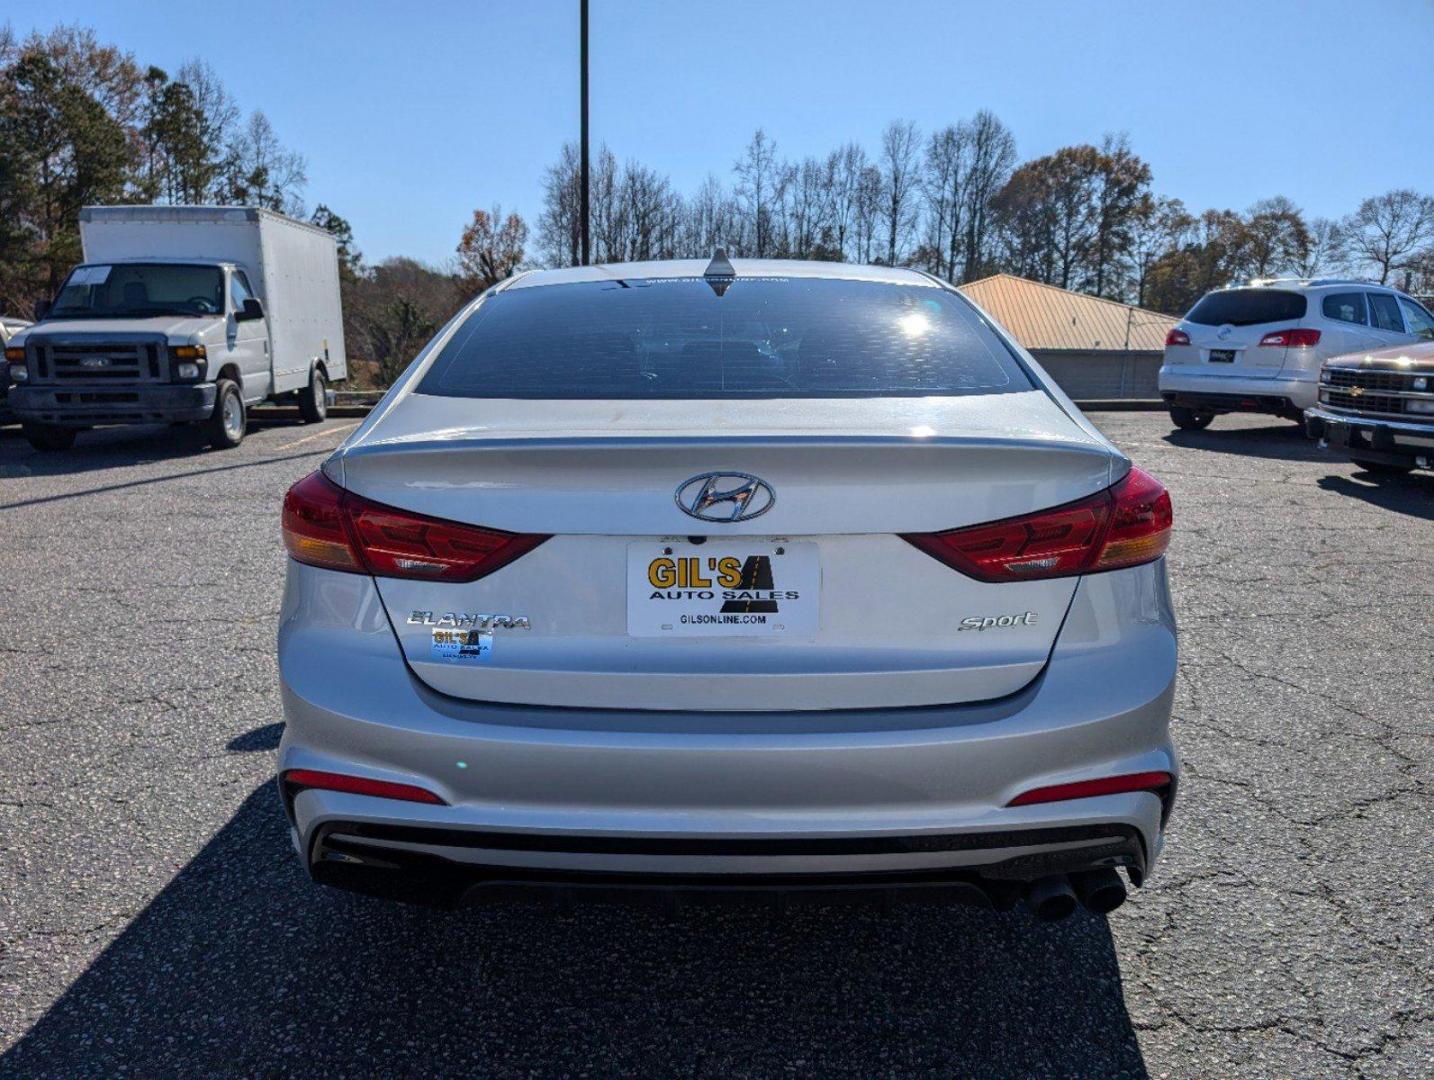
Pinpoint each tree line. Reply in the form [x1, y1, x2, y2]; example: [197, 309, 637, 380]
[528, 122, 1434, 314]
[6, 24, 1434, 390]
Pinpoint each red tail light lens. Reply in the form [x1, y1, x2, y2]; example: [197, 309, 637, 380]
[1259, 328, 1321, 348]
[281, 768, 446, 805]
[902, 467, 1172, 582]
[1165, 328, 1190, 347]
[1008, 771, 1172, 807]
[281, 471, 362, 572]
[282, 470, 548, 582]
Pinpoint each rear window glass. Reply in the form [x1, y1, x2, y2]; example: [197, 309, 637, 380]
[416, 277, 1033, 399]
[1186, 289, 1307, 326]
[1322, 292, 1367, 325]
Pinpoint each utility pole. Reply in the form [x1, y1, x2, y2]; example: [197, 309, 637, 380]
[579, 0, 590, 266]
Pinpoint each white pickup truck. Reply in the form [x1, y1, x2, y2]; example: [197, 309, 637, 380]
[5, 205, 346, 451]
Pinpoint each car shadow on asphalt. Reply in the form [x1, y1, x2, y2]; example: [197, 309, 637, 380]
[1317, 472, 1434, 520]
[1161, 422, 1327, 462]
[2, 786, 1149, 1078]
[0, 416, 315, 476]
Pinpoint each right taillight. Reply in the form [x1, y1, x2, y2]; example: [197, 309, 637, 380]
[282, 470, 549, 582]
[1165, 328, 1190, 347]
[1259, 328, 1321, 348]
[902, 467, 1172, 582]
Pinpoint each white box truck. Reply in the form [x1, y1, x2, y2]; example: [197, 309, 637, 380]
[4, 205, 346, 450]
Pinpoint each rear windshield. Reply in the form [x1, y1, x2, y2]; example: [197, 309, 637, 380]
[1186, 288, 1307, 326]
[416, 277, 1033, 399]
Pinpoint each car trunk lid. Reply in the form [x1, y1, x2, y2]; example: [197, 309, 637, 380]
[334, 391, 1118, 711]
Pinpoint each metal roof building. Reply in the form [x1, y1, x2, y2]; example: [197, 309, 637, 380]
[957, 274, 1177, 399]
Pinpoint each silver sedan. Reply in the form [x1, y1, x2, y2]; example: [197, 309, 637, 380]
[276, 257, 1178, 921]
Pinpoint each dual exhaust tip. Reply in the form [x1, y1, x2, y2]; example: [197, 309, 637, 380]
[1025, 868, 1128, 922]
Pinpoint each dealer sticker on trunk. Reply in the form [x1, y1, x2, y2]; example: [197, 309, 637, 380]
[430, 628, 493, 662]
[627, 542, 820, 637]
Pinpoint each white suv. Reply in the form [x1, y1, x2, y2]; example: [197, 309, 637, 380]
[1158, 279, 1434, 430]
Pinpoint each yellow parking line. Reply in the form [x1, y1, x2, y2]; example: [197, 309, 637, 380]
[275, 422, 359, 452]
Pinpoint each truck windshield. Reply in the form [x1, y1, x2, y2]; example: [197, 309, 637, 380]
[49, 264, 225, 319]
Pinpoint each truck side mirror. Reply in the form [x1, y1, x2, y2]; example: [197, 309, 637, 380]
[235, 297, 265, 322]
[34, 298, 52, 322]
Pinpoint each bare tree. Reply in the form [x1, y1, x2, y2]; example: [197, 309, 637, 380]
[588, 145, 622, 263]
[852, 165, 883, 264]
[537, 142, 581, 267]
[921, 123, 967, 279]
[879, 120, 920, 264]
[734, 129, 780, 257]
[618, 159, 679, 261]
[1295, 217, 1347, 278]
[219, 110, 306, 215]
[685, 174, 740, 255]
[958, 110, 1016, 282]
[1343, 189, 1434, 284]
[786, 156, 831, 259]
[826, 142, 868, 262]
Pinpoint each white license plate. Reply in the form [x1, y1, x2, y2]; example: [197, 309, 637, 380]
[627, 542, 820, 637]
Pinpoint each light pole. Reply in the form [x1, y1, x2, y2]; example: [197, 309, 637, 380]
[579, 0, 590, 266]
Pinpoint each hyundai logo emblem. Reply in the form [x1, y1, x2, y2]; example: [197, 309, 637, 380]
[674, 472, 776, 523]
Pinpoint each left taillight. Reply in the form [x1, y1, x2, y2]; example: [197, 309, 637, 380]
[902, 466, 1173, 582]
[281, 768, 446, 805]
[281, 470, 549, 582]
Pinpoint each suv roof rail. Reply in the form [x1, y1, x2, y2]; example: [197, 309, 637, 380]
[1240, 276, 1377, 289]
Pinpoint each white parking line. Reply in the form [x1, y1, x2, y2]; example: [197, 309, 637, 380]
[275, 422, 359, 452]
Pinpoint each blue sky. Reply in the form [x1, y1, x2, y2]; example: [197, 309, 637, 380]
[9, 0, 1434, 266]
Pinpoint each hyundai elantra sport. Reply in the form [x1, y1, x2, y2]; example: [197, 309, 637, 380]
[277, 256, 1178, 921]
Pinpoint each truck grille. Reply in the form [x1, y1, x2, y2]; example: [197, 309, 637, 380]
[1323, 389, 1407, 414]
[1325, 368, 1410, 393]
[30, 338, 166, 384]
[1320, 367, 1433, 421]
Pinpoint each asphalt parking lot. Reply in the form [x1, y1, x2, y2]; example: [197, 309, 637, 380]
[0, 410, 1430, 1078]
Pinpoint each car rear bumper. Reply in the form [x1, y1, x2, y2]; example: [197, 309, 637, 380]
[7, 382, 216, 425]
[276, 559, 1179, 906]
[1158, 367, 1317, 413]
[1306, 406, 1434, 466]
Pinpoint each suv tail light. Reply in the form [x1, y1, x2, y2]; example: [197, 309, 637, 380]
[1165, 328, 1190, 347]
[902, 467, 1172, 582]
[1259, 328, 1320, 348]
[282, 470, 549, 582]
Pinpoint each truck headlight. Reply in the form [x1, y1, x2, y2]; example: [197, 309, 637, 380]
[172, 344, 206, 360]
[9, 363, 28, 383]
[176, 362, 201, 380]
[1408, 399, 1434, 415]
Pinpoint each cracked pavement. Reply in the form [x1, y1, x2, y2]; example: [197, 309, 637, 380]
[0, 411, 1430, 1078]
